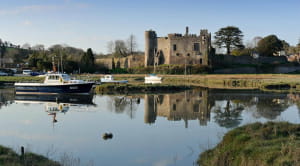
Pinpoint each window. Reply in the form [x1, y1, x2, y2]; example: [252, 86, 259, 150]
[193, 43, 200, 51]
[173, 44, 177, 51]
[173, 104, 176, 111]
[200, 59, 202, 64]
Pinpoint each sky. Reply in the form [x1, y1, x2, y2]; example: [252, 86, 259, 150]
[0, 0, 299, 54]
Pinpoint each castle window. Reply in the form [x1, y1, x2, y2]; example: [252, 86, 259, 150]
[173, 44, 177, 51]
[200, 59, 202, 64]
[193, 43, 200, 51]
[176, 53, 180, 56]
[173, 104, 176, 111]
[187, 53, 190, 57]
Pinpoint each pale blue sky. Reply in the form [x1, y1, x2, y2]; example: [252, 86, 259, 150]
[0, 0, 299, 53]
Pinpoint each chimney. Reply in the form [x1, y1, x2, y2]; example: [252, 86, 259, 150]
[185, 26, 189, 36]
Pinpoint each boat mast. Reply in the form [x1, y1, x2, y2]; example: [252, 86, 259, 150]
[60, 54, 63, 73]
[52, 56, 57, 72]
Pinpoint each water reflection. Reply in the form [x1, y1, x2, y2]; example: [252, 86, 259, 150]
[106, 95, 141, 119]
[14, 93, 95, 123]
[144, 90, 210, 127]
[0, 88, 15, 108]
[0, 87, 299, 165]
[0, 87, 296, 128]
[143, 89, 295, 128]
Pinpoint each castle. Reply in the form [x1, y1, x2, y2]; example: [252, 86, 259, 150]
[145, 27, 213, 67]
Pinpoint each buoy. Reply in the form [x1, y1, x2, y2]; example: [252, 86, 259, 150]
[102, 133, 113, 140]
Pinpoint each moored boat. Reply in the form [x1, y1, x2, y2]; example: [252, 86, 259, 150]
[14, 73, 94, 94]
[100, 75, 128, 83]
[145, 74, 162, 84]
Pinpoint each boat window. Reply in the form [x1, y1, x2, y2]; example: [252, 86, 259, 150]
[62, 74, 70, 80]
[48, 75, 59, 80]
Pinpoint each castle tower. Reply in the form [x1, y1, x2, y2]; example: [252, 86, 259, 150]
[199, 29, 211, 65]
[144, 30, 157, 67]
[144, 95, 157, 124]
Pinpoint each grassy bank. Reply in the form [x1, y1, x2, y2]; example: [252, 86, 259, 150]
[94, 83, 190, 94]
[3, 74, 300, 92]
[0, 145, 60, 166]
[198, 122, 300, 166]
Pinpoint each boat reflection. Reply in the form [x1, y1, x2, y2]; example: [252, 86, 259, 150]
[15, 94, 95, 123]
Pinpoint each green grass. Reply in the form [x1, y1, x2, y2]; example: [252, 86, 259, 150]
[0, 76, 44, 83]
[198, 122, 300, 166]
[94, 83, 190, 94]
[0, 145, 60, 166]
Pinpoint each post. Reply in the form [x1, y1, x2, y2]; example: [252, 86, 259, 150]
[20, 146, 25, 163]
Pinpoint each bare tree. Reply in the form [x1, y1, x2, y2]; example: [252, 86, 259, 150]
[114, 40, 128, 57]
[32, 44, 45, 51]
[106, 41, 115, 54]
[22, 43, 31, 49]
[127, 34, 137, 55]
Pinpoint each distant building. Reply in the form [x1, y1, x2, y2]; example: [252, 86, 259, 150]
[145, 27, 213, 67]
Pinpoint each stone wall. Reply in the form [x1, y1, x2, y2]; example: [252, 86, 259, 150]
[211, 55, 288, 66]
[96, 55, 144, 70]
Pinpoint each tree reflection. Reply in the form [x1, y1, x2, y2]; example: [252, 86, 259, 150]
[212, 100, 243, 128]
[0, 88, 15, 109]
[253, 98, 289, 119]
[107, 96, 140, 119]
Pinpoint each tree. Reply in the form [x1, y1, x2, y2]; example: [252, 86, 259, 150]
[114, 40, 128, 57]
[214, 26, 244, 54]
[22, 43, 31, 49]
[256, 35, 283, 56]
[0, 44, 6, 68]
[127, 34, 137, 55]
[107, 41, 115, 54]
[80, 48, 95, 73]
[31, 44, 45, 51]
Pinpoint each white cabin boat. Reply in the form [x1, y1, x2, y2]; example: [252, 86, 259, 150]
[100, 75, 128, 83]
[14, 73, 94, 94]
[145, 74, 162, 84]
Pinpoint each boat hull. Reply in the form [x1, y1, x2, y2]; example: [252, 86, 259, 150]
[100, 79, 128, 83]
[15, 83, 95, 94]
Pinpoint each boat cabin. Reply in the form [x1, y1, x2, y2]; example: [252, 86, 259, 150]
[44, 73, 71, 84]
[102, 75, 114, 81]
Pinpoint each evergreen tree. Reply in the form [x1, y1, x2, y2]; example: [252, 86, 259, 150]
[80, 48, 95, 73]
[257, 35, 283, 56]
[214, 26, 244, 54]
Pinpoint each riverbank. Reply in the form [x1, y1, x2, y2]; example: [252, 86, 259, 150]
[198, 122, 300, 166]
[0, 145, 60, 166]
[83, 74, 300, 92]
[2, 74, 300, 92]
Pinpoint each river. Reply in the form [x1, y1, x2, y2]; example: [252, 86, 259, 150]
[0, 87, 299, 165]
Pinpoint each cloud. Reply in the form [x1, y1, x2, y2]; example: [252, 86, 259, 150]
[0, 5, 61, 16]
[22, 20, 32, 26]
[0, 3, 89, 16]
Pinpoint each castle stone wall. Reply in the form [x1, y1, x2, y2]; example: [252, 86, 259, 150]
[145, 27, 212, 67]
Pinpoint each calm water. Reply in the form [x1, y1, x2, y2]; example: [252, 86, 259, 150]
[0, 88, 300, 165]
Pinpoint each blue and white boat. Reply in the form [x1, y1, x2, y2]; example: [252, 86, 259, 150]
[14, 73, 94, 94]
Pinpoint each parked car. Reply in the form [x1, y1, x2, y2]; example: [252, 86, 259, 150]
[0, 71, 9, 76]
[22, 70, 32, 75]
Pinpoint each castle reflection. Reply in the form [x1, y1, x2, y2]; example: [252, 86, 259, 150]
[144, 89, 295, 128]
[144, 89, 211, 127]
